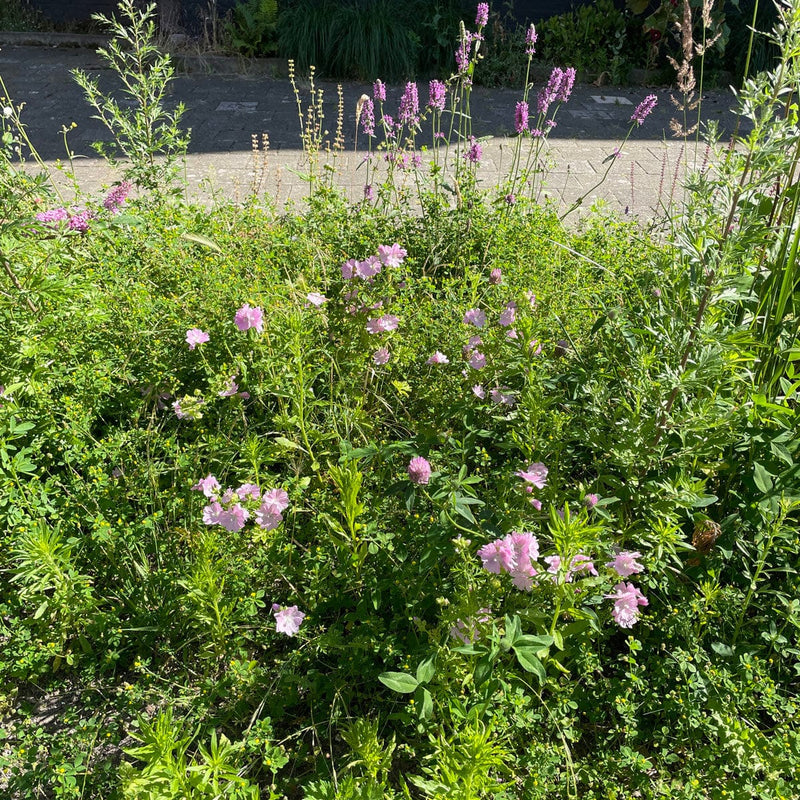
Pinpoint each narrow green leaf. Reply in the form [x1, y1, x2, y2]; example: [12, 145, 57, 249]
[181, 232, 222, 252]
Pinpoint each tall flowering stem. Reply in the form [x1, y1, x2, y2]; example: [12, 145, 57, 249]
[560, 94, 658, 219]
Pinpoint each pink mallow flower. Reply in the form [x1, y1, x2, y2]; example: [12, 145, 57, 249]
[427, 351, 449, 365]
[468, 351, 486, 370]
[272, 604, 305, 636]
[218, 376, 239, 397]
[217, 504, 249, 532]
[516, 462, 548, 489]
[606, 582, 648, 628]
[498, 301, 517, 327]
[463, 308, 486, 328]
[236, 483, 261, 501]
[357, 256, 382, 280]
[606, 551, 644, 578]
[478, 532, 539, 590]
[255, 508, 283, 530]
[407, 456, 432, 485]
[260, 488, 289, 516]
[373, 347, 390, 365]
[234, 304, 264, 333]
[377, 243, 407, 267]
[192, 474, 220, 499]
[472, 384, 485, 399]
[186, 328, 210, 350]
[489, 388, 516, 407]
[543, 554, 596, 582]
[341, 258, 359, 279]
[366, 315, 399, 334]
[306, 292, 328, 307]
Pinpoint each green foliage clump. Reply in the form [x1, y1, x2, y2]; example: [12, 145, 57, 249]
[1, 2, 800, 799]
[225, 0, 279, 58]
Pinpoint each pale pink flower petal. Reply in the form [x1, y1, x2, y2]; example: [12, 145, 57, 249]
[260, 488, 289, 515]
[606, 551, 644, 578]
[377, 243, 407, 267]
[186, 328, 209, 350]
[373, 347, 390, 365]
[192, 474, 220, 498]
[273, 604, 305, 636]
[234, 304, 264, 333]
[306, 292, 328, 307]
[427, 351, 449, 365]
[463, 308, 486, 328]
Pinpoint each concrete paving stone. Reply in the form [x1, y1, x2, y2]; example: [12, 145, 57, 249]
[1, 42, 756, 217]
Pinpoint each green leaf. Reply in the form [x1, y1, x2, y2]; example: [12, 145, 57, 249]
[181, 232, 222, 252]
[753, 462, 774, 493]
[515, 634, 554, 651]
[378, 672, 418, 693]
[274, 436, 304, 452]
[513, 646, 547, 683]
[500, 614, 521, 650]
[416, 686, 433, 720]
[416, 656, 435, 685]
[711, 642, 735, 658]
[474, 654, 494, 687]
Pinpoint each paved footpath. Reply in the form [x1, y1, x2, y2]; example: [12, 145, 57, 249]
[0, 40, 748, 217]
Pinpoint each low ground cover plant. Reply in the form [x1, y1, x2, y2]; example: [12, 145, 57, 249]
[0, 1, 798, 799]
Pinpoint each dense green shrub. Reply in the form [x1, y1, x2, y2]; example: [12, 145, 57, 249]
[1, 2, 799, 799]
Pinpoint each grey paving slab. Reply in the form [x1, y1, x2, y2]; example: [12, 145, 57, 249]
[0, 42, 749, 218]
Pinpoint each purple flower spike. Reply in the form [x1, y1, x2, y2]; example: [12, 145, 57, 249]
[631, 94, 658, 126]
[399, 81, 419, 126]
[558, 67, 576, 103]
[103, 180, 132, 213]
[515, 101, 529, 134]
[360, 97, 375, 136]
[476, 2, 489, 27]
[428, 80, 446, 112]
[525, 23, 537, 55]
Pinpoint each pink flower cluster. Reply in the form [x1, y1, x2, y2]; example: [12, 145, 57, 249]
[605, 582, 648, 628]
[234, 303, 264, 333]
[478, 531, 540, 590]
[35, 206, 93, 233]
[103, 181, 132, 213]
[366, 315, 399, 334]
[341, 244, 407, 282]
[407, 456, 432, 485]
[192, 474, 289, 533]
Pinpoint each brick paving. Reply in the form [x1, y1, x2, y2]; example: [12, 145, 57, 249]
[0, 38, 747, 217]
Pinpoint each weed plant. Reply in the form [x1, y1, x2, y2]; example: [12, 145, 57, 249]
[0, 2, 798, 799]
